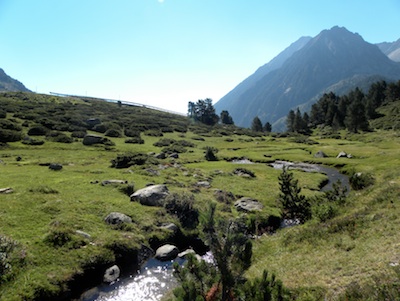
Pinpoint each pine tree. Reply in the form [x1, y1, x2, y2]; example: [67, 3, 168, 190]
[263, 121, 272, 133]
[277, 167, 311, 223]
[286, 110, 295, 132]
[251, 116, 263, 132]
[220, 110, 234, 125]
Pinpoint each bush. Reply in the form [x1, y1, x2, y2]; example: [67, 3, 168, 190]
[111, 152, 158, 168]
[153, 138, 176, 147]
[0, 235, 26, 284]
[105, 128, 122, 137]
[164, 193, 199, 229]
[71, 130, 87, 138]
[313, 201, 339, 222]
[205, 146, 218, 161]
[92, 123, 108, 133]
[28, 125, 48, 136]
[162, 144, 187, 154]
[22, 137, 45, 145]
[124, 128, 141, 138]
[46, 131, 73, 143]
[0, 129, 22, 142]
[44, 227, 72, 247]
[348, 170, 375, 190]
[0, 120, 22, 131]
[144, 129, 163, 137]
[125, 137, 144, 144]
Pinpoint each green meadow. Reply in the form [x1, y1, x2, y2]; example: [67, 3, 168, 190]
[0, 92, 399, 300]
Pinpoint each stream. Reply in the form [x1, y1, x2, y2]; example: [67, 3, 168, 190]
[269, 160, 350, 192]
[77, 161, 349, 301]
[79, 258, 185, 301]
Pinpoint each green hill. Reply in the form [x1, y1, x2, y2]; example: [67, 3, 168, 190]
[0, 92, 399, 300]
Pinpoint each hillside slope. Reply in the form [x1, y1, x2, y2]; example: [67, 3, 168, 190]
[0, 68, 30, 92]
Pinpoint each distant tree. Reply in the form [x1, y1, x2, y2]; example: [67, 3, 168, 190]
[263, 121, 272, 133]
[286, 110, 295, 132]
[188, 99, 219, 126]
[251, 116, 263, 132]
[345, 88, 369, 133]
[220, 110, 234, 125]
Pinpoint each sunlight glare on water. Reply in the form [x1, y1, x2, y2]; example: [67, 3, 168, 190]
[89, 258, 182, 301]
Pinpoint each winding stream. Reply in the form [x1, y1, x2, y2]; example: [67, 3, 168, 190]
[269, 160, 350, 192]
[78, 161, 349, 301]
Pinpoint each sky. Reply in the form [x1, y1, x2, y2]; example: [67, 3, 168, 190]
[1, 1, 400, 114]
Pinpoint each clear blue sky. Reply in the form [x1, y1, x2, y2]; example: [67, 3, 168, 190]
[1, 1, 399, 113]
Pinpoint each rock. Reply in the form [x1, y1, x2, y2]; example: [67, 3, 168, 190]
[104, 212, 132, 225]
[103, 265, 120, 283]
[0, 187, 13, 194]
[337, 151, 352, 158]
[155, 244, 179, 261]
[314, 150, 328, 158]
[196, 181, 211, 188]
[178, 249, 196, 258]
[49, 163, 63, 171]
[130, 184, 169, 206]
[280, 218, 301, 228]
[101, 179, 128, 186]
[168, 153, 179, 159]
[82, 134, 104, 146]
[234, 197, 263, 212]
[75, 230, 91, 239]
[155, 152, 166, 159]
[160, 223, 179, 232]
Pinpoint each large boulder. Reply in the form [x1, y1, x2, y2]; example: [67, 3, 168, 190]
[155, 244, 179, 261]
[104, 212, 132, 225]
[130, 184, 169, 206]
[103, 265, 120, 283]
[234, 197, 263, 212]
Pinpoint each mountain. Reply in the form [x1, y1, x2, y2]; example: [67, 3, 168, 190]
[376, 38, 400, 62]
[0, 68, 30, 92]
[215, 26, 400, 130]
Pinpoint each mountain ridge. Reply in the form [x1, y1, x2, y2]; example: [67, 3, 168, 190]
[0, 68, 30, 92]
[215, 26, 400, 130]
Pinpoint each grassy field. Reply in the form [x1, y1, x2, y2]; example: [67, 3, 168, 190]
[0, 93, 399, 300]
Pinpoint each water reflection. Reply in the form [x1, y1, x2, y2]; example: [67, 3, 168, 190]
[81, 258, 185, 301]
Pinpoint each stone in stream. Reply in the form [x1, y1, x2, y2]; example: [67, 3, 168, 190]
[103, 265, 120, 283]
[155, 244, 179, 261]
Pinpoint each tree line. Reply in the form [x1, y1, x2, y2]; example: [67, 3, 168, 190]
[286, 80, 400, 134]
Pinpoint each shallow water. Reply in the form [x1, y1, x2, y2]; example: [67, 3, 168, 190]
[80, 252, 214, 301]
[80, 258, 184, 301]
[269, 160, 350, 192]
